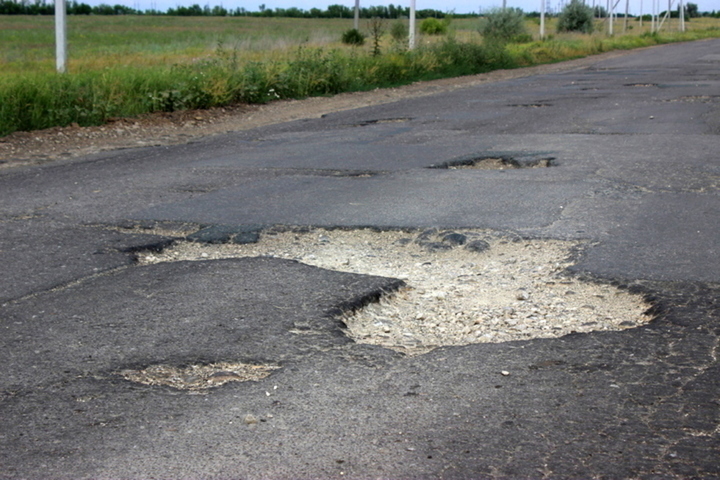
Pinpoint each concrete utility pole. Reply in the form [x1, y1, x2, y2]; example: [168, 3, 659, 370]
[540, 0, 546, 39]
[55, 0, 67, 73]
[658, 0, 674, 31]
[623, 0, 629, 32]
[409, 0, 416, 50]
[679, 0, 685, 31]
[354, 0, 359, 30]
[651, 0, 656, 31]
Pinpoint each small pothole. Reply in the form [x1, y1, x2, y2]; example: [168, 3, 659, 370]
[138, 228, 652, 355]
[665, 95, 720, 103]
[352, 117, 412, 127]
[508, 103, 553, 108]
[430, 157, 555, 170]
[625, 83, 659, 87]
[117, 362, 280, 392]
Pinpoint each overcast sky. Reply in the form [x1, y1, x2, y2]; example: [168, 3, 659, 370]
[86, 0, 718, 16]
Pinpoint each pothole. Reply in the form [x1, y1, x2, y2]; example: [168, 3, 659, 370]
[625, 83, 659, 87]
[138, 228, 652, 355]
[117, 362, 280, 392]
[429, 157, 555, 170]
[665, 95, 720, 103]
[352, 117, 412, 127]
[508, 103, 553, 108]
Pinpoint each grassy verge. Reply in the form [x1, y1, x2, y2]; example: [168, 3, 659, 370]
[1, 16, 719, 136]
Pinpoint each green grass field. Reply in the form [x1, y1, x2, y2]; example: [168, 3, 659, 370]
[1, 14, 719, 135]
[0, 16, 360, 74]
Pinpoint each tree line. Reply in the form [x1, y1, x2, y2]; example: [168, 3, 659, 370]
[0, 0, 464, 18]
[1, 0, 715, 18]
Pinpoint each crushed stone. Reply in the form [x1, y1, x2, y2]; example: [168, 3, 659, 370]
[117, 362, 280, 392]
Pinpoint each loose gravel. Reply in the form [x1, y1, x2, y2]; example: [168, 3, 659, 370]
[118, 362, 280, 392]
[138, 228, 652, 355]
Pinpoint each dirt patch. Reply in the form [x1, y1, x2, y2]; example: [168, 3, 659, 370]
[1, 49, 641, 170]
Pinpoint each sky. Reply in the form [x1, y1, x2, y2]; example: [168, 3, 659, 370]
[84, 0, 719, 16]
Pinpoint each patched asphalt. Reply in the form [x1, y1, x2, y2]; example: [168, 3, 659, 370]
[0, 40, 718, 478]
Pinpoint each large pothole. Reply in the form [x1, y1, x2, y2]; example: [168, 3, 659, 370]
[138, 228, 651, 355]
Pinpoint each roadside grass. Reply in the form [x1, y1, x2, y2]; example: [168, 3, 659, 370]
[1, 15, 719, 136]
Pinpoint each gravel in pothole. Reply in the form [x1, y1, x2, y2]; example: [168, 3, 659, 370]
[117, 362, 280, 392]
[138, 228, 652, 355]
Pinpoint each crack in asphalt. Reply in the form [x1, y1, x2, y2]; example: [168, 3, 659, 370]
[251, 167, 388, 178]
[1, 265, 134, 307]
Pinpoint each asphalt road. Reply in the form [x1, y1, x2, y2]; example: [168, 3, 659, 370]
[1, 40, 718, 479]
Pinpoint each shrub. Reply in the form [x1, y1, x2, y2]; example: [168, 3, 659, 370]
[429, 37, 516, 76]
[420, 17, 447, 35]
[557, 0, 595, 33]
[390, 20, 408, 43]
[341, 28, 365, 45]
[480, 8, 529, 44]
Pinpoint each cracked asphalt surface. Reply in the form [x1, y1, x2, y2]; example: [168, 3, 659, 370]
[1, 40, 719, 478]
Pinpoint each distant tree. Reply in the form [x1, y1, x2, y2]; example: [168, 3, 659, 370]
[327, 4, 352, 18]
[480, 7, 528, 43]
[416, 9, 444, 19]
[419, 17, 447, 34]
[93, 4, 114, 14]
[557, 0, 594, 33]
[284, 7, 303, 17]
[174, 4, 203, 15]
[0, 0, 23, 14]
[69, 1, 92, 14]
[685, 2, 699, 17]
[388, 3, 400, 18]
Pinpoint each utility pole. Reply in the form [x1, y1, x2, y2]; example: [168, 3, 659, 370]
[623, 0, 629, 32]
[55, 0, 67, 73]
[354, 0, 359, 30]
[540, 0, 546, 39]
[651, 0, 656, 31]
[679, 0, 685, 31]
[658, 0, 673, 31]
[409, 0, 416, 50]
